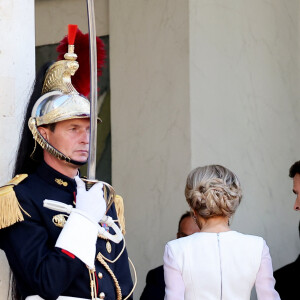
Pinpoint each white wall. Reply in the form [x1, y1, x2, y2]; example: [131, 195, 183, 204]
[189, 0, 300, 270]
[0, 1, 35, 299]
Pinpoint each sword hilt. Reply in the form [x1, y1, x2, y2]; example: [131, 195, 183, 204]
[81, 178, 116, 212]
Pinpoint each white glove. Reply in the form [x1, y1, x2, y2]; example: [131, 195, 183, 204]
[75, 176, 106, 224]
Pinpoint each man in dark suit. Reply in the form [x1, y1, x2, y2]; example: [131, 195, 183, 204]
[273, 221, 300, 299]
[272, 163, 300, 299]
[140, 211, 200, 300]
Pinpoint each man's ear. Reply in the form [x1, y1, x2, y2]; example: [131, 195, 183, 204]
[38, 126, 49, 141]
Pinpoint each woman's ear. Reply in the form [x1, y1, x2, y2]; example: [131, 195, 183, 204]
[38, 127, 49, 141]
[192, 210, 203, 230]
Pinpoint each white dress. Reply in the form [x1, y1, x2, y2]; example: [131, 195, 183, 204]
[163, 231, 280, 300]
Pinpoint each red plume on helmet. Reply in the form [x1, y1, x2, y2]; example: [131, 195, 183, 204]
[56, 26, 106, 97]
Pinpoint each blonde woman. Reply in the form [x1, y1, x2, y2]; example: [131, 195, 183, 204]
[163, 165, 280, 300]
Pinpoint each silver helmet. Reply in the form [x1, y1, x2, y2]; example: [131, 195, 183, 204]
[28, 31, 91, 166]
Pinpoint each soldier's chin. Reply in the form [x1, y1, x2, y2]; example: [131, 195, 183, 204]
[73, 152, 89, 161]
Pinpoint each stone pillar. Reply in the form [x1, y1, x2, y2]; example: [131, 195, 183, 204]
[0, 1, 35, 299]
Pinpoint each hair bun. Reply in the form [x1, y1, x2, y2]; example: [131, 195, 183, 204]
[185, 165, 242, 218]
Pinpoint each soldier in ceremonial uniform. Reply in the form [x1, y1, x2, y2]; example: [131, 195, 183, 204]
[0, 26, 134, 300]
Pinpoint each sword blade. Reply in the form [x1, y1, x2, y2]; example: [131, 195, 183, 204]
[86, 0, 97, 180]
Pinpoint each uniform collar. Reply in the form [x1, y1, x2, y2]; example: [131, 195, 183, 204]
[36, 161, 77, 193]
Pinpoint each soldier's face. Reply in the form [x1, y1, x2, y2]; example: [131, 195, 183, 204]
[44, 118, 90, 163]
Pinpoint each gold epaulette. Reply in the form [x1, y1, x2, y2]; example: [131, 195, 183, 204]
[0, 174, 30, 229]
[114, 195, 126, 235]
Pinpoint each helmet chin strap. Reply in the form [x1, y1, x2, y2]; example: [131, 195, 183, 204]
[44, 139, 88, 167]
[65, 157, 88, 167]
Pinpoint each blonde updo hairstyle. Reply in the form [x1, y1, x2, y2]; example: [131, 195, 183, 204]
[185, 165, 242, 219]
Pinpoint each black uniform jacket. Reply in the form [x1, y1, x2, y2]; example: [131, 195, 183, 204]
[0, 162, 133, 300]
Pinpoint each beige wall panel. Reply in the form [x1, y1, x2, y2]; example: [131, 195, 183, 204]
[190, 0, 300, 277]
[109, 0, 190, 298]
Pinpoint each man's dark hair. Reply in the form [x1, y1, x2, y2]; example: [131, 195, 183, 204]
[289, 161, 300, 178]
[177, 211, 193, 233]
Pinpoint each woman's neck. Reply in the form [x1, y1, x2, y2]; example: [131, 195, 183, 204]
[197, 215, 231, 233]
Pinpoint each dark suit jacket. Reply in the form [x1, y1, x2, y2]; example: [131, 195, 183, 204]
[140, 265, 165, 300]
[274, 255, 300, 300]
